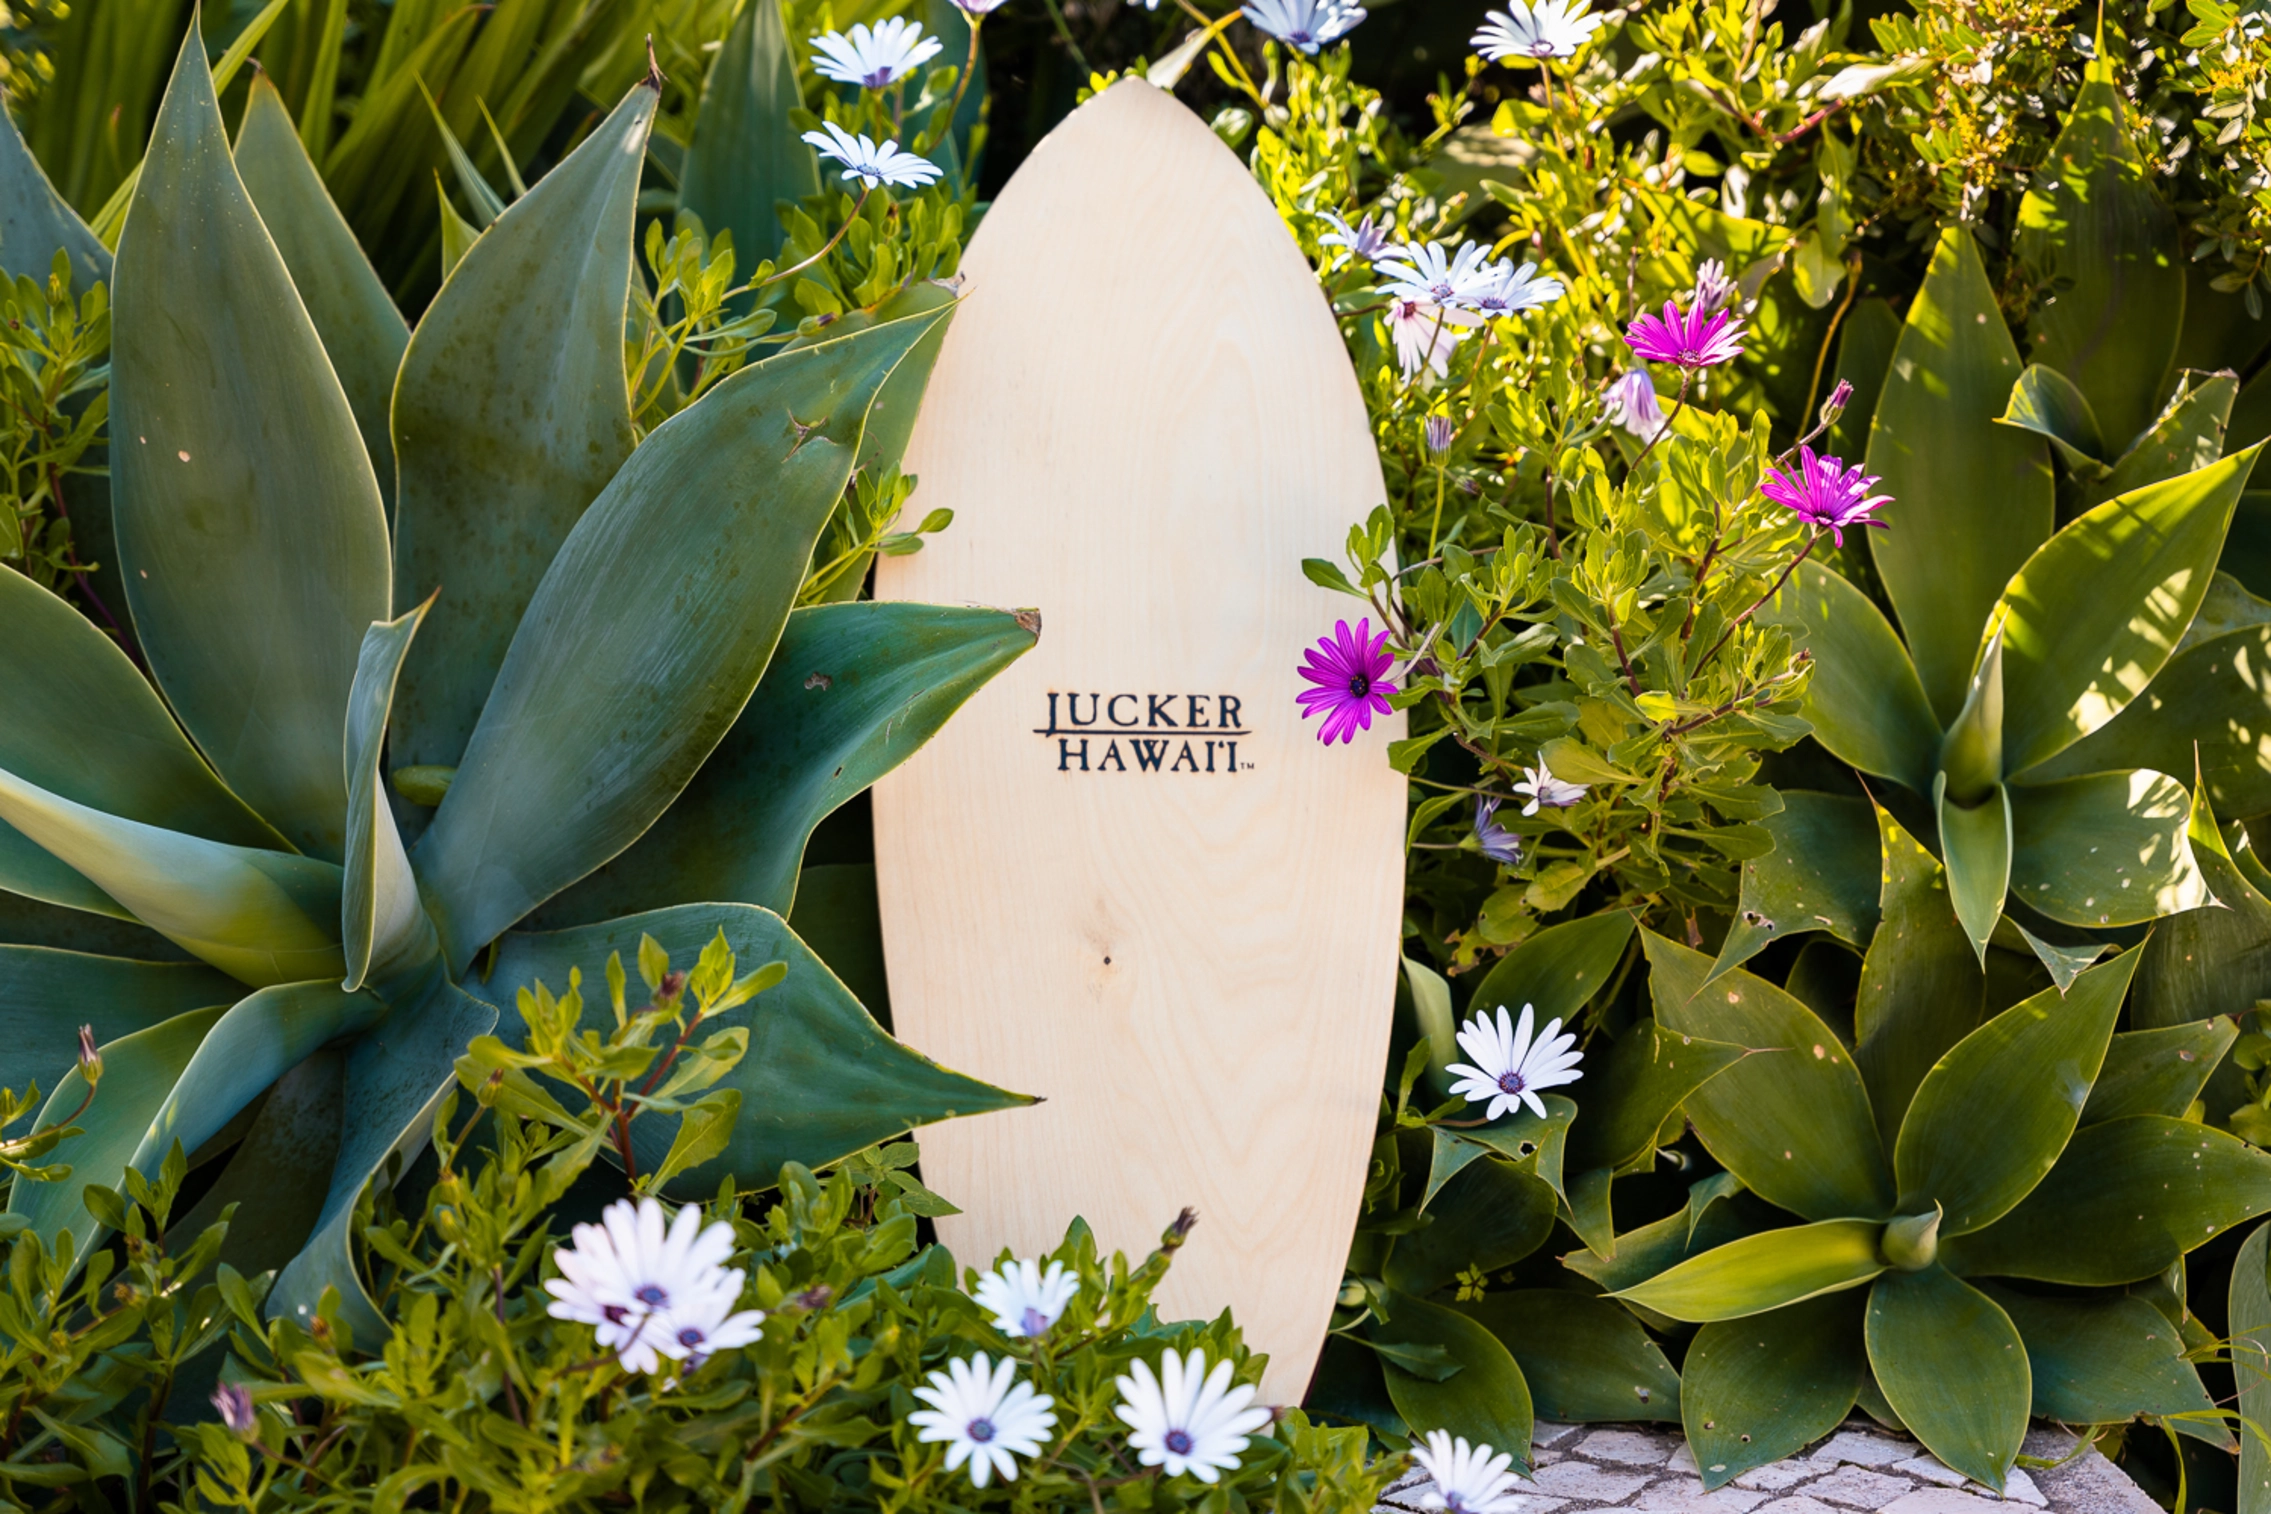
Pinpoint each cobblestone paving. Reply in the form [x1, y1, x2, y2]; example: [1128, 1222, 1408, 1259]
[1377, 1422, 2159, 1514]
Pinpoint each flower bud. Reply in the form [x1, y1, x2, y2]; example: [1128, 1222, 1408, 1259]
[1691, 256, 1738, 316]
[1819, 378, 1854, 427]
[211, 1382, 259, 1443]
[76, 1025, 101, 1088]
[476, 1069, 504, 1107]
[1425, 414, 1456, 455]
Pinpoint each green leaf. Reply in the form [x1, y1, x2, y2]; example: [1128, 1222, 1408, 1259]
[0, 762, 344, 987]
[1996, 363, 2109, 473]
[2013, 70, 2186, 451]
[1854, 803, 1985, 1149]
[1709, 790, 1882, 981]
[654, 1090, 743, 1190]
[1566, 1021, 1745, 1174]
[1866, 1266, 2028, 1489]
[1385, 1157, 1556, 1296]
[1421, 1128, 1492, 1209]
[343, 604, 439, 993]
[0, 96, 108, 289]
[1991, 447, 2260, 775]
[1941, 1116, 2271, 1283]
[2230, 1222, 2271, 1514]
[470, 903, 1029, 1192]
[1459, 1290, 1682, 1423]
[1761, 562, 1939, 793]
[1469, 910, 1635, 1029]
[1459, 1094, 1576, 1198]
[436, 179, 479, 280]
[233, 72, 408, 509]
[165, 1048, 343, 1281]
[413, 304, 954, 971]
[2007, 769, 2207, 927]
[677, 0, 817, 271]
[781, 279, 960, 479]
[2133, 773, 2271, 1029]
[109, 25, 391, 862]
[1561, 1165, 1616, 1256]
[2012, 921, 2108, 993]
[13, 979, 384, 1250]
[1827, 297, 1901, 463]
[1981, 1285, 2216, 1426]
[1561, 1179, 1767, 1296]
[1936, 780, 2010, 967]
[535, 602, 1036, 926]
[1866, 227, 2054, 723]
[1615, 1219, 1886, 1322]
[2091, 372, 2242, 507]
[268, 976, 498, 1339]
[1645, 931, 1894, 1221]
[1370, 1291, 1533, 1459]
[1405, 953, 1460, 1094]
[1893, 948, 2132, 1233]
[0, 946, 237, 1103]
[2085, 1020, 2238, 1123]
[388, 81, 654, 779]
[1681, 1292, 1865, 1489]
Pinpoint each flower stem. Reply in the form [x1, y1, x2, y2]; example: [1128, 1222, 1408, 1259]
[1695, 530, 1819, 671]
[758, 184, 873, 290]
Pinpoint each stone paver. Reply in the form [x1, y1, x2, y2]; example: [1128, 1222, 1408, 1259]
[1372, 1420, 2157, 1514]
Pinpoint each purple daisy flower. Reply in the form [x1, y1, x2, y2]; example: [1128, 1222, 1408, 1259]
[1760, 446, 1892, 546]
[1298, 618, 1398, 745]
[1624, 299, 1746, 369]
[1473, 796, 1522, 864]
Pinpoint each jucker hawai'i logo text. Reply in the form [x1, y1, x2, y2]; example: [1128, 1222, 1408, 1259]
[1033, 693, 1251, 774]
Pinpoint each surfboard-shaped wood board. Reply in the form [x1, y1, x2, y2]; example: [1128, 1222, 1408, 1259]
[872, 78, 1404, 1404]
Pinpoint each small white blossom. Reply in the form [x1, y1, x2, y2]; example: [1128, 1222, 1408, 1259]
[1691, 256, 1739, 315]
[1242, 0, 1367, 53]
[1317, 210, 1393, 265]
[1412, 1430, 1533, 1514]
[1604, 368, 1666, 439]
[1114, 1348, 1273, 1483]
[1471, 0, 1607, 63]
[908, 1353, 1058, 1488]
[1374, 238, 1496, 308]
[974, 1258, 1079, 1338]
[802, 121, 944, 189]
[810, 17, 944, 88]
[545, 1198, 766, 1375]
[1465, 258, 1565, 318]
[953, 0, 1012, 12]
[1386, 298, 1477, 380]
[1512, 760, 1587, 814]
[1447, 1003, 1584, 1121]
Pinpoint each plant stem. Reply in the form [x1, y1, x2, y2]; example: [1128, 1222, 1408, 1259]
[1696, 530, 1818, 670]
[757, 185, 874, 291]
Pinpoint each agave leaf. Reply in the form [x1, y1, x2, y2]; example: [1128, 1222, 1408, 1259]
[2231, 1223, 2271, 1514]
[1934, 778, 2011, 964]
[0, 946, 238, 1098]
[2090, 372, 2242, 508]
[1369, 1291, 1534, 1459]
[785, 280, 961, 480]
[1892, 948, 2134, 1234]
[1458, 1093, 1576, 1199]
[470, 903, 1029, 1192]
[2007, 769, 2206, 927]
[1565, 1021, 1746, 1174]
[535, 602, 1037, 926]
[1854, 805, 1984, 1150]
[1996, 363, 2108, 475]
[1384, 1157, 1555, 1296]
[1459, 1291, 1682, 1425]
[1866, 228, 2054, 723]
[0, 96, 109, 289]
[1992, 447, 2259, 776]
[110, 26, 391, 862]
[1645, 931, 1894, 1221]
[1469, 909, 1635, 1027]
[268, 975, 498, 1338]
[1421, 1127, 1492, 1209]
[678, 0, 816, 272]
[2085, 1020, 2237, 1123]
[389, 80, 652, 778]
[1825, 297, 1900, 463]
[1762, 562, 1939, 794]
[1940, 1115, 2271, 1284]
[1981, 1285, 2218, 1428]
[165, 1047, 344, 1280]
[233, 73, 409, 508]
[2012, 66, 2185, 452]
[2132, 769, 2271, 1029]
[0, 763, 343, 987]
[343, 604, 439, 993]
[1681, 1292, 1865, 1489]
[414, 304, 954, 971]
[1561, 1178, 1766, 1296]
[0, 891, 182, 958]
[1866, 1266, 2028, 1489]
[1709, 790, 1881, 982]
[1615, 1218, 1887, 1322]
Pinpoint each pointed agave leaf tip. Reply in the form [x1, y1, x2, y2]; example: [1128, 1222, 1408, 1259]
[645, 34, 666, 92]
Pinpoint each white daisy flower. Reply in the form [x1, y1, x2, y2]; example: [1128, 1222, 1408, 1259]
[974, 1258, 1080, 1338]
[1317, 210, 1394, 265]
[1465, 259, 1565, 318]
[1412, 1430, 1533, 1514]
[545, 1197, 765, 1374]
[1114, 1348, 1273, 1484]
[908, 1352, 1058, 1488]
[801, 121, 944, 189]
[1512, 760, 1587, 814]
[1604, 369, 1666, 439]
[1374, 238, 1496, 308]
[1386, 298, 1477, 380]
[811, 17, 944, 89]
[1471, 0, 1606, 63]
[1447, 1003, 1584, 1121]
[1242, 0, 1367, 53]
[953, 0, 1012, 12]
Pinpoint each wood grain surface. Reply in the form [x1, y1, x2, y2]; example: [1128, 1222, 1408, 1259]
[872, 78, 1404, 1405]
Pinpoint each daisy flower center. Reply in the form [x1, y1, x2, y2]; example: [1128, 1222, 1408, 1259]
[677, 1327, 706, 1348]
[1020, 1306, 1051, 1336]
[1496, 1070, 1528, 1096]
[967, 1418, 997, 1443]
[1348, 672, 1371, 697]
[1165, 1429, 1196, 1455]
[634, 1284, 669, 1306]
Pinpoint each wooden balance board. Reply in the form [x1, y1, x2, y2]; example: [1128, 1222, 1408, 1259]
[872, 78, 1405, 1404]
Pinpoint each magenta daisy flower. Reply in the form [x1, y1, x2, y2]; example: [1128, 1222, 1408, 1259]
[1760, 446, 1892, 546]
[1624, 299, 1746, 369]
[1298, 618, 1397, 745]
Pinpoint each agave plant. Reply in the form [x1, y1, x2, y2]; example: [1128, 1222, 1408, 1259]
[0, 26, 1033, 1337]
[1612, 800, 2271, 1490]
